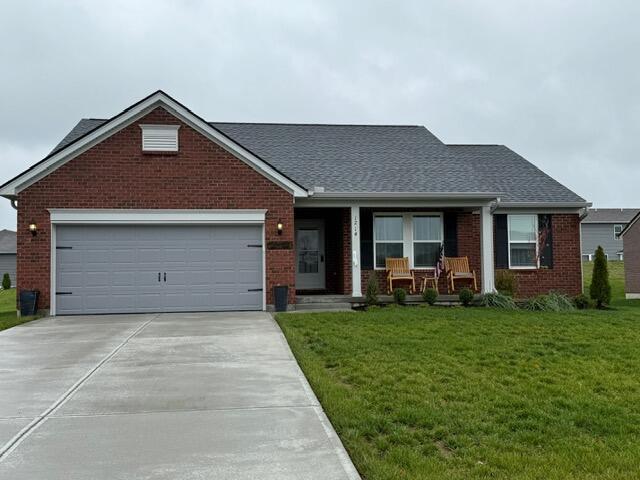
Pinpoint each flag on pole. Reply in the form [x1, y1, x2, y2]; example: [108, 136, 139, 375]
[435, 244, 445, 278]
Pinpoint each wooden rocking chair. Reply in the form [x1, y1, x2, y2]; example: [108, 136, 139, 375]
[385, 257, 416, 294]
[445, 257, 477, 293]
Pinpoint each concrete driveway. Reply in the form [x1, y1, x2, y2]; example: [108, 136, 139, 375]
[0, 312, 359, 479]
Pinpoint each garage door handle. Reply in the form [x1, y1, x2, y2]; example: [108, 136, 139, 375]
[158, 272, 161, 282]
[247, 288, 263, 292]
[164, 272, 167, 282]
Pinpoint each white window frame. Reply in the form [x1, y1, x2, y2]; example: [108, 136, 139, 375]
[507, 214, 538, 270]
[614, 224, 623, 238]
[373, 212, 443, 270]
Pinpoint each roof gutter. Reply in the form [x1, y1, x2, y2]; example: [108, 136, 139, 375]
[498, 201, 592, 209]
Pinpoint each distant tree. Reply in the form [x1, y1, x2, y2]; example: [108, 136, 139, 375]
[1, 273, 10, 290]
[589, 246, 611, 308]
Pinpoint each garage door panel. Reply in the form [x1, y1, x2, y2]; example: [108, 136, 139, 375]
[85, 272, 110, 287]
[56, 224, 263, 315]
[58, 272, 83, 288]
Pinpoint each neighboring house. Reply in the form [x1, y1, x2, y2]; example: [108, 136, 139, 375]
[619, 212, 640, 299]
[0, 91, 589, 315]
[0, 229, 16, 287]
[581, 208, 640, 261]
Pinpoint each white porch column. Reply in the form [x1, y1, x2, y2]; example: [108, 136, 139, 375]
[350, 206, 362, 297]
[480, 205, 496, 293]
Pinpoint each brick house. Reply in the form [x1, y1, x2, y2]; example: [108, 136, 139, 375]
[619, 212, 640, 299]
[0, 91, 589, 315]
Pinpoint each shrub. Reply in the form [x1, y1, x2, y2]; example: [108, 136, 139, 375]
[574, 293, 592, 310]
[1, 273, 10, 290]
[524, 292, 576, 312]
[495, 270, 517, 297]
[480, 292, 518, 310]
[589, 246, 611, 308]
[365, 274, 379, 306]
[459, 288, 474, 307]
[422, 288, 438, 305]
[393, 288, 407, 304]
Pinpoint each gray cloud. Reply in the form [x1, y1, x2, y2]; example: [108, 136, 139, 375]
[1, 0, 639, 229]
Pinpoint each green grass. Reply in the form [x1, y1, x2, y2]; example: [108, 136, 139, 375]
[277, 277, 640, 479]
[0, 289, 38, 331]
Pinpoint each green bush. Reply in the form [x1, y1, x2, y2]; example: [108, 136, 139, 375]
[480, 292, 518, 309]
[365, 274, 379, 306]
[574, 293, 592, 310]
[422, 288, 438, 305]
[589, 246, 611, 308]
[459, 288, 474, 307]
[524, 292, 576, 312]
[393, 288, 407, 305]
[1, 273, 10, 290]
[495, 270, 517, 297]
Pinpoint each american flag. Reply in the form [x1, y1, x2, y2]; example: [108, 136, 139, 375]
[435, 244, 445, 278]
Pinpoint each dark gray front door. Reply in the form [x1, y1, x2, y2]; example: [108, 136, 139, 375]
[295, 219, 325, 290]
[55, 225, 263, 315]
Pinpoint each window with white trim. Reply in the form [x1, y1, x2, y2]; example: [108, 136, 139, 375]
[508, 214, 538, 268]
[614, 224, 623, 238]
[374, 214, 443, 269]
[140, 124, 179, 152]
[412, 216, 443, 267]
[374, 216, 404, 269]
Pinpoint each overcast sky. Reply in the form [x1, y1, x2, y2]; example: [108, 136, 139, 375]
[1, 0, 638, 230]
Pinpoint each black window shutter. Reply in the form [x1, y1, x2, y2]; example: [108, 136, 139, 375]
[443, 213, 458, 257]
[360, 208, 374, 270]
[538, 214, 553, 268]
[494, 214, 509, 269]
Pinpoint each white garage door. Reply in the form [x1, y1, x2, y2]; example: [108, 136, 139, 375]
[55, 225, 263, 315]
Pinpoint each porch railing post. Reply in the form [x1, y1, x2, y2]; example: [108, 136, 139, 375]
[480, 205, 496, 294]
[351, 206, 362, 297]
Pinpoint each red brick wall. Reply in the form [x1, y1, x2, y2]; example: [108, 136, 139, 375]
[624, 220, 640, 295]
[342, 209, 352, 295]
[358, 212, 582, 298]
[16, 107, 295, 311]
[508, 214, 582, 298]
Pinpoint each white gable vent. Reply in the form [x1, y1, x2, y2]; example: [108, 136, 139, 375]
[140, 124, 180, 152]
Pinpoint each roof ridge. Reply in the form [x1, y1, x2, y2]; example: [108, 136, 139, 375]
[210, 121, 423, 128]
[447, 143, 504, 147]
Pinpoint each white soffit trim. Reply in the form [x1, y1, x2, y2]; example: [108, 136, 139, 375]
[48, 209, 267, 224]
[0, 91, 307, 198]
[619, 212, 640, 237]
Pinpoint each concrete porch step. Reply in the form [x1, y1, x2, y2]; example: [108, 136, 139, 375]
[294, 302, 353, 312]
[296, 295, 351, 304]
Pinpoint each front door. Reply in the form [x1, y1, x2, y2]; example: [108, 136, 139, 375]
[295, 220, 325, 290]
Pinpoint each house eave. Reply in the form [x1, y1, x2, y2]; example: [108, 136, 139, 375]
[297, 191, 501, 208]
[619, 211, 640, 237]
[0, 91, 308, 199]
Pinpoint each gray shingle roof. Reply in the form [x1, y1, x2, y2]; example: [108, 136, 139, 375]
[447, 145, 586, 204]
[582, 208, 640, 223]
[0, 230, 16, 254]
[50, 119, 586, 204]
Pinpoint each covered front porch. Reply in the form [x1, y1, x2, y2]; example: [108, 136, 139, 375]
[293, 195, 497, 307]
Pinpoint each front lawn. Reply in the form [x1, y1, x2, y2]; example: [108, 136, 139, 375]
[277, 304, 640, 479]
[0, 289, 38, 331]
